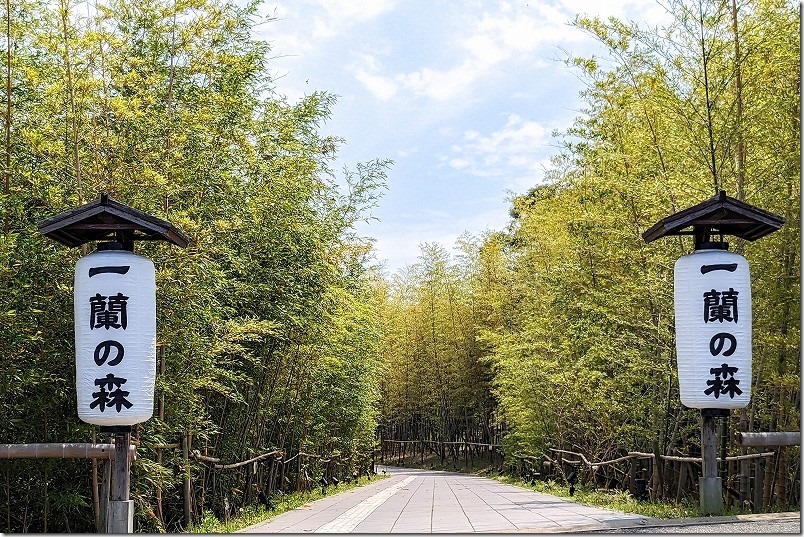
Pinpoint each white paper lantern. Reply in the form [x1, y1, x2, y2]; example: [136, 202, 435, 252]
[674, 249, 751, 409]
[74, 248, 156, 425]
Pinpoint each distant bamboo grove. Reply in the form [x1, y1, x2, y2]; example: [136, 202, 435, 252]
[0, 0, 799, 532]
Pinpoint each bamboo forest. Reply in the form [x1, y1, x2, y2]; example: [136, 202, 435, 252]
[0, 0, 799, 533]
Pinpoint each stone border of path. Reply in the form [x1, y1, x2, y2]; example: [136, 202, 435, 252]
[561, 511, 801, 534]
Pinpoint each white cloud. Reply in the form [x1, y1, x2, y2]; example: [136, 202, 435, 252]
[308, 0, 398, 39]
[392, 9, 552, 101]
[447, 114, 553, 191]
[264, 0, 399, 101]
[345, 5, 554, 101]
[344, 0, 672, 103]
[354, 69, 398, 100]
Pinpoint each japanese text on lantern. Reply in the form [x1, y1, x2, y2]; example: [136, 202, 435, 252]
[701, 263, 742, 399]
[87, 267, 133, 413]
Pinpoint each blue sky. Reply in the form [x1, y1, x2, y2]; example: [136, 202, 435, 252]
[253, 1, 673, 275]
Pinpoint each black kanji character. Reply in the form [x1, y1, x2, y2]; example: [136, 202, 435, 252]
[703, 288, 739, 323]
[700, 263, 737, 275]
[93, 340, 125, 366]
[709, 332, 737, 357]
[88, 266, 130, 278]
[704, 363, 741, 399]
[90, 374, 132, 413]
[89, 292, 128, 330]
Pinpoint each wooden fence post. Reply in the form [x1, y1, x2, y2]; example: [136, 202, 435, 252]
[629, 459, 637, 495]
[652, 439, 663, 499]
[762, 453, 774, 509]
[754, 457, 765, 511]
[675, 462, 687, 502]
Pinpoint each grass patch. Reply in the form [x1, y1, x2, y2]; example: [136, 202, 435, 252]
[492, 473, 704, 519]
[187, 474, 390, 533]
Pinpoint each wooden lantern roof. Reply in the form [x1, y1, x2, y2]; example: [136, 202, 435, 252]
[642, 191, 784, 247]
[38, 193, 190, 249]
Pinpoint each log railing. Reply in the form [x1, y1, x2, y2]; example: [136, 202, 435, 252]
[0, 443, 136, 460]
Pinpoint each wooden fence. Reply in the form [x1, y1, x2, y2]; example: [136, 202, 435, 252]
[379, 432, 800, 512]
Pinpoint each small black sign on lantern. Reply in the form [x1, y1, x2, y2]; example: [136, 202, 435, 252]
[38, 193, 189, 533]
[643, 190, 783, 515]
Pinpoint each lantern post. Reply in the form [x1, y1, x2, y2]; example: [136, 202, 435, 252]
[38, 193, 189, 533]
[643, 191, 783, 515]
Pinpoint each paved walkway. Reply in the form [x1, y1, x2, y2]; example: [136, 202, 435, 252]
[240, 466, 649, 533]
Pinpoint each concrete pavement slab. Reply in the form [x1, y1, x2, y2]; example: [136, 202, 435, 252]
[239, 465, 649, 533]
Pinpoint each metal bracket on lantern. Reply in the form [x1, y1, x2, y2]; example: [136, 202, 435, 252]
[99, 425, 134, 434]
[700, 408, 730, 418]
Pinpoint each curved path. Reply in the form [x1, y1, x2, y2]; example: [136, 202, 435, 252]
[240, 466, 649, 533]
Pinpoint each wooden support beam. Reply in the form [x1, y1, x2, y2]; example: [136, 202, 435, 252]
[108, 431, 133, 533]
[111, 434, 131, 501]
[0, 443, 135, 460]
[700, 412, 722, 515]
[735, 432, 800, 447]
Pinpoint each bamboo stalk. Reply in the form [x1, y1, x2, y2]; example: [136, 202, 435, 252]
[739, 410, 749, 509]
[43, 464, 48, 532]
[183, 433, 191, 527]
[58, 0, 83, 204]
[99, 459, 110, 531]
[730, 0, 745, 201]
[675, 462, 688, 502]
[3, 0, 10, 235]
